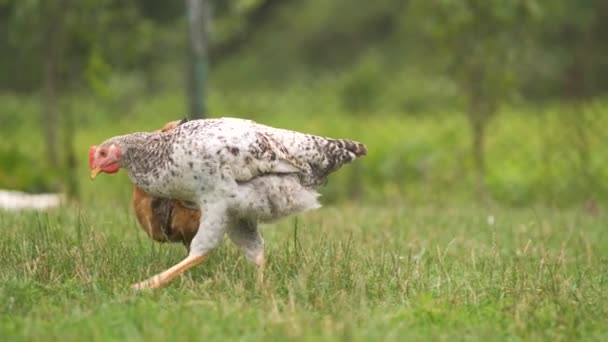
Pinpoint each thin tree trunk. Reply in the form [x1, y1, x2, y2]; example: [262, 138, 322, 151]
[41, 1, 65, 167]
[63, 100, 79, 201]
[42, 29, 60, 167]
[468, 89, 489, 202]
[186, 0, 210, 119]
[471, 115, 486, 198]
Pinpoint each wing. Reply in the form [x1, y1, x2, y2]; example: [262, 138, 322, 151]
[218, 130, 306, 183]
[170, 119, 302, 184]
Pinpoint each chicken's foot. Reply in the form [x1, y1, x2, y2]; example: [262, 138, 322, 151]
[131, 254, 207, 290]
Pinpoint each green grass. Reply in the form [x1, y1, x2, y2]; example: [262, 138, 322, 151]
[1, 203, 607, 341]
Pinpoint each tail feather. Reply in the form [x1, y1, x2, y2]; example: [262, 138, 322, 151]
[316, 138, 367, 177]
[334, 139, 367, 157]
[268, 130, 366, 187]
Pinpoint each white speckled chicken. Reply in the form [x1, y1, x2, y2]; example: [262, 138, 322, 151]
[89, 117, 367, 289]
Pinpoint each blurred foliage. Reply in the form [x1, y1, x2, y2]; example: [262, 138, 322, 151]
[1, 90, 607, 208]
[0, 0, 607, 207]
[1, 0, 607, 96]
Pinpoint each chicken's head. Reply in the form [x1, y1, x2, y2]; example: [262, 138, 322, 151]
[89, 144, 122, 179]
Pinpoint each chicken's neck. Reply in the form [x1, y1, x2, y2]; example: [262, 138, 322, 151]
[116, 132, 174, 181]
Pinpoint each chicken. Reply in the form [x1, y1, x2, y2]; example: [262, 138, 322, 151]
[89, 117, 367, 289]
[131, 119, 200, 249]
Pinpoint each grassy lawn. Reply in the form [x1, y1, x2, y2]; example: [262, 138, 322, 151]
[1, 203, 606, 341]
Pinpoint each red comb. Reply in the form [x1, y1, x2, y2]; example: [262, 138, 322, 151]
[89, 146, 97, 169]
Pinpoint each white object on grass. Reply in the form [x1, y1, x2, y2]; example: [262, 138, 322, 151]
[0, 190, 62, 211]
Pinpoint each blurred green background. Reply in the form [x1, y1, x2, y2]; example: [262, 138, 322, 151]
[0, 0, 606, 209]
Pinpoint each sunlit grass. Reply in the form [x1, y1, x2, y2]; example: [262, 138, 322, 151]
[1, 203, 606, 340]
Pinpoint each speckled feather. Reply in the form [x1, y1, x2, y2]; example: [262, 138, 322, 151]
[96, 117, 366, 258]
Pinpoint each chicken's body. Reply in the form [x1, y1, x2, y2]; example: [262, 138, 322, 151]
[90, 117, 366, 289]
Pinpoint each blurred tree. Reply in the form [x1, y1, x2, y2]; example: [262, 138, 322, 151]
[507, 0, 607, 207]
[403, 0, 536, 200]
[0, 0, 164, 197]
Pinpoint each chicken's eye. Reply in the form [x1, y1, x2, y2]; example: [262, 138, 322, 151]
[99, 150, 107, 158]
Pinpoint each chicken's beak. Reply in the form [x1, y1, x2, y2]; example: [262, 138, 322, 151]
[89, 146, 99, 179]
[90, 167, 101, 180]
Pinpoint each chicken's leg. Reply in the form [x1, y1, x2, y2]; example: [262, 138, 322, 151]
[253, 249, 265, 287]
[132, 203, 228, 290]
[227, 219, 265, 286]
[131, 254, 208, 289]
